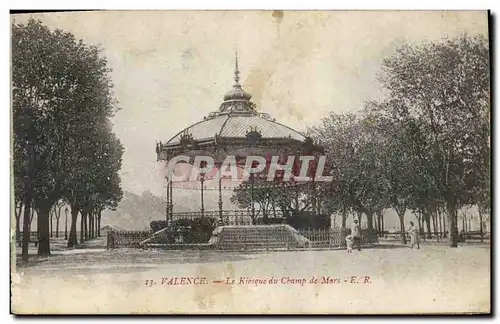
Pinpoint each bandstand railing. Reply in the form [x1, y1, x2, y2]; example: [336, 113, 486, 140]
[170, 210, 285, 226]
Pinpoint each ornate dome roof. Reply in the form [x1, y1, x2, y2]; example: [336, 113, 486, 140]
[166, 113, 306, 144]
[165, 53, 306, 145]
[223, 84, 252, 102]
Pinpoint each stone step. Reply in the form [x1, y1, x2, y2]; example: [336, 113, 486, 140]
[213, 224, 311, 249]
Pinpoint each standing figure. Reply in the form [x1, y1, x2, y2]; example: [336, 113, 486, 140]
[408, 221, 420, 249]
[345, 234, 353, 253]
[351, 219, 361, 251]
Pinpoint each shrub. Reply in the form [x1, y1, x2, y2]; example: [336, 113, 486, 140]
[149, 217, 217, 244]
[150, 220, 169, 233]
[287, 212, 331, 230]
[172, 217, 217, 243]
[255, 217, 285, 225]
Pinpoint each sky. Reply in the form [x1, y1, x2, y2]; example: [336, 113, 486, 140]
[13, 10, 488, 199]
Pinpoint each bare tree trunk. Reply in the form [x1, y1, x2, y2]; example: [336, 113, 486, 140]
[84, 212, 89, 240]
[55, 215, 60, 238]
[431, 210, 438, 242]
[68, 208, 79, 247]
[479, 208, 484, 243]
[37, 204, 51, 257]
[417, 213, 423, 242]
[417, 212, 426, 241]
[55, 206, 61, 238]
[425, 212, 432, 239]
[421, 215, 427, 241]
[29, 204, 35, 233]
[91, 212, 94, 238]
[442, 208, 447, 238]
[357, 210, 363, 227]
[65, 208, 68, 239]
[447, 201, 458, 248]
[438, 209, 443, 239]
[22, 198, 31, 262]
[366, 211, 374, 231]
[80, 210, 84, 243]
[50, 208, 53, 238]
[398, 213, 407, 244]
[90, 212, 94, 238]
[97, 211, 102, 237]
[341, 206, 347, 229]
[87, 212, 92, 240]
[376, 210, 382, 237]
[22, 142, 35, 262]
[15, 202, 22, 247]
[415, 213, 422, 242]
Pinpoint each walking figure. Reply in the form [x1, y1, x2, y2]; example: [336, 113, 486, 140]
[409, 221, 420, 249]
[351, 219, 361, 251]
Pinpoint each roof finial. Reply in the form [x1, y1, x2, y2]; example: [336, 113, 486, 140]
[234, 51, 240, 85]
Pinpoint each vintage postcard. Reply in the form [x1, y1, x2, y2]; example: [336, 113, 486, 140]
[10, 10, 491, 314]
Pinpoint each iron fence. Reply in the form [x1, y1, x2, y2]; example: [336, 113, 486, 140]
[106, 226, 378, 251]
[107, 230, 151, 249]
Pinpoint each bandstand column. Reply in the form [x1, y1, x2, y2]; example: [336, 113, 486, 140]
[250, 173, 255, 220]
[165, 180, 170, 221]
[200, 174, 205, 219]
[218, 173, 223, 223]
[169, 180, 174, 221]
[294, 181, 299, 215]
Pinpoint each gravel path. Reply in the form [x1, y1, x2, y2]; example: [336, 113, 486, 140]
[11, 243, 490, 314]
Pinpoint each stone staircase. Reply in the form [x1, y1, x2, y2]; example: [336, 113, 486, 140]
[209, 224, 311, 251]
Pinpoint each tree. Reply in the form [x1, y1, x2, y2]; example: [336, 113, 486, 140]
[311, 113, 392, 232]
[231, 177, 273, 224]
[13, 19, 76, 256]
[309, 113, 359, 229]
[230, 174, 322, 225]
[368, 112, 416, 244]
[345, 116, 391, 231]
[377, 34, 489, 247]
[12, 19, 121, 256]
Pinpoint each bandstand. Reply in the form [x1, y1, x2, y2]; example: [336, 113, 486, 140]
[155, 54, 325, 226]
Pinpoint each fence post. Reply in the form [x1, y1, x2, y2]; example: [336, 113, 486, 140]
[106, 231, 110, 250]
[266, 230, 269, 251]
[110, 231, 115, 249]
[243, 228, 247, 250]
